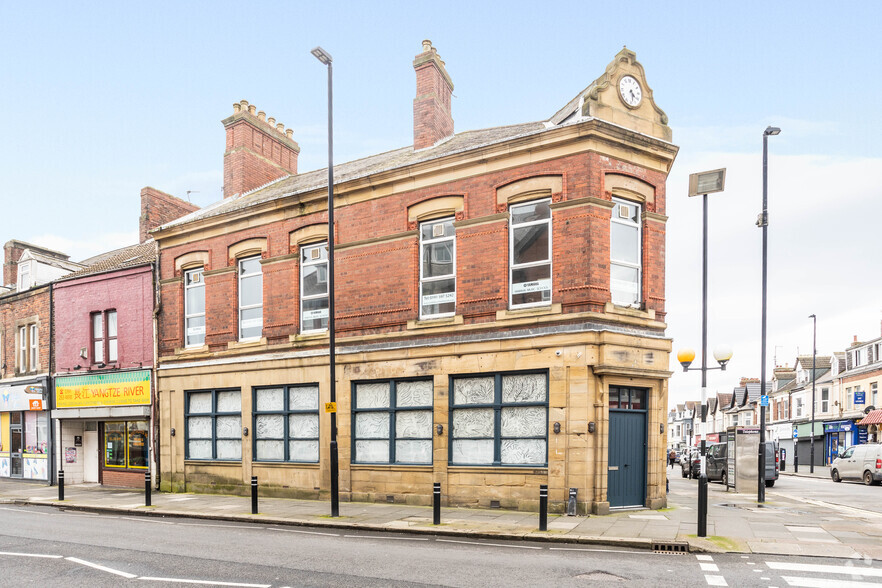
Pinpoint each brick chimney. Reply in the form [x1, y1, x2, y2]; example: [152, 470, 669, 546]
[413, 40, 454, 150]
[140, 187, 200, 242]
[3, 241, 26, 287]
[222, 100, 300, 198]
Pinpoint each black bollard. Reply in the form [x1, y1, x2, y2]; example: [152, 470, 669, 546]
[539, 484, 548, 531]
[58, 470, 64, 501]
[145, 471, 152, 507]
[251, 476, 258, 514]
[433, 482, 441, 525]
[697, 474, 708, 537]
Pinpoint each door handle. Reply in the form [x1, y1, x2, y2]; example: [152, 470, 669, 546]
[624, 464, 629, 467]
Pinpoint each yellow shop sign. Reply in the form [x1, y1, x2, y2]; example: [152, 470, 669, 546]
[55, 370, 151, 408]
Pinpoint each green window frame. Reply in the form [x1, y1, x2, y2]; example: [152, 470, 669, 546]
[185, 388, 242, 461]
[252, 384, 320, 463]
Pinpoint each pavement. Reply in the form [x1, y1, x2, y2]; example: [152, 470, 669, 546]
[1, 470, 880, 560]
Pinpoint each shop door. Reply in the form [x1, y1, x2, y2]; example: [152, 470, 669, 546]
[608, 386, 648, 509]
[10, 414, 23, 478]
[83, 430, 98, 483]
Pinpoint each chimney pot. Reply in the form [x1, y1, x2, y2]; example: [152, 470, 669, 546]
[248, 105, 256, 115]
[422, 39, 432, 53]
[276, 123, 284, 133]
[240, 100, 249, 110]
[268, 117, 276, 126]
[854, 335, 858, 343]
[233, 103, 242, 113]
[285, 128, 293, 139]
[258, 111, 266, 121]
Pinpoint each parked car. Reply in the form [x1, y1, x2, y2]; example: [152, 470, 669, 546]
[705, 441, 778, 487]
[681, 449, 700, 478]
[831, 443, 882, 485]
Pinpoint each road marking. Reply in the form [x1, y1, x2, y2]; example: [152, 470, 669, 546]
[436, 539, 542, 550]
[111, 492, 138, 497]
[767, 562, 882, 577]
[696, 555, 714, 561]
[267, 527, 339, 537]
[550, 547, 647, 555]
[120, 516, 175, 525]
[139, 578, 271, 587]
[0, 507, 49, 515]
[700, 563, 719, 572]
[65, 557, 137, 578]
[166, 496, 198, 501]
[787, 526, 828, 533]
[747, 562, 756, 565]
[178, 523, 255, 530]
[776, 493, 882, 519]
[780, 576, 882, 588]
[704, 575, 727, 586]
[629, 514, 667, 520]
[344, 535, 429, 541]
[0, 551, 63, 558]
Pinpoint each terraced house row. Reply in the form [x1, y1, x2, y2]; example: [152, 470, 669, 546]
[0, 43, 677, 515]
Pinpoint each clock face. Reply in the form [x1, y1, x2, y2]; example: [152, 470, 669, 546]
[619, 75, 642, 107]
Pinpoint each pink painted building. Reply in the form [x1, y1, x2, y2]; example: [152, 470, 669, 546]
[52, 242, 156, 488]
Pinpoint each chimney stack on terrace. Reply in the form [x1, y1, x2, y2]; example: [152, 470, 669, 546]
[222, 100, 300, 199]
[413, 40, 454, 150]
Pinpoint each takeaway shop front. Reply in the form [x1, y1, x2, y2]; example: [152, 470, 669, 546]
[0, 377, 51, 481]
[52, 370, 152, 488]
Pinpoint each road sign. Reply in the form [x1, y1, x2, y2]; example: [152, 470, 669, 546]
[793, 427, 798, 439]
[324, 402, 337, 413]
[760, 395, 769, 407]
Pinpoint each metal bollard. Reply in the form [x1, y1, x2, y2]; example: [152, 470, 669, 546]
[433, 482, 441, 525]
[251, 476, 258, 514]
[145, 471, 152, 507]
[58, 470, 65, 501]
[697, 474, 708, 537]
[539, 484, 548, 531]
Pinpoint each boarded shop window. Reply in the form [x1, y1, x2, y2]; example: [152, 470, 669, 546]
[253, 385, 319, 462]
[300, 243, 329, 333]
[450, 372, 548, 466]
[185, 389, 242, 461]
[419, 218, 456, 319]
[184, 267, 206, 347]
[610, 198, 642, 307]
[509, 200, 552, 308]
[352, 379, 433, 464]
[103, 420, 148, 469]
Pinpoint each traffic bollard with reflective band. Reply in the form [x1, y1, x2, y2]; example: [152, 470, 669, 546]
[145, 471, 152, 506]
[433, 482, 441, 525]
[58, 470, 64, 501]
[251, 476, 258, 514]
[698, 474, 708, 537]
[539, 485, 548, 531]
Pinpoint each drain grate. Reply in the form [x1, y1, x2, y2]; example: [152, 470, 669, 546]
[651, 541, 689, 554]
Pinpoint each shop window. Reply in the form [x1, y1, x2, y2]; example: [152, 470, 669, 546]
[24, 411, 48, 454]
[185, 389, 242, 460]
[17, 323, 37, 374]
[449, 372, 548, 466]
[419, 218, 456, 319]
[238, 257, 263, 341]
[253, 385, 320, 462]
[300, 243, 329, 334]
[91, 310, 117, 364]
[184, 267, 206, 347]
[610, 197, 642, 307]
[509, 200, 552, 308]
[352, 379, 433, 464]
[103, 421, 148, 469]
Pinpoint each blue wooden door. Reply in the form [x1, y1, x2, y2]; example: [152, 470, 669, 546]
[608, 394, 647, 508]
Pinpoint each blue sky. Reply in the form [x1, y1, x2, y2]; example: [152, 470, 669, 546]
[2, 1, 880, 404]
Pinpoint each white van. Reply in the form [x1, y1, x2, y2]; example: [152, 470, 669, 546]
[831, 443, 882, 485]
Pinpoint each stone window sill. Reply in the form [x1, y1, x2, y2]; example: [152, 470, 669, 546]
[496, 303, 561, 322]
[406, 315, 464, 330]
[227, 337, 268, 351]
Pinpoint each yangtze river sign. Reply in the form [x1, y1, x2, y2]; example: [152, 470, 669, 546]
[55, 370, 151, 408]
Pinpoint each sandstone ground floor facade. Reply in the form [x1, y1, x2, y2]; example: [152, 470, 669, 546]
[156, 323, 671, 514]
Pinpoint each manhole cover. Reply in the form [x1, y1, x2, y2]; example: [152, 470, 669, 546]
[575, 571, 626, 582]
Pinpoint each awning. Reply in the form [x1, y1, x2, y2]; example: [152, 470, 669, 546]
[858, 409, 882, 426]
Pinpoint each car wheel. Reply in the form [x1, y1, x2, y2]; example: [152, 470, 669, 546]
[720, 470, 728, 486]
[864, 471, 877, 486]
[831, 469, 841, 483]
[765, 480, 775, 488]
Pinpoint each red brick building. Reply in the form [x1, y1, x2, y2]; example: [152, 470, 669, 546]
[152, 44, 678, 514]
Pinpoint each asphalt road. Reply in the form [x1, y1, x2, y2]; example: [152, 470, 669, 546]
[1, 504, 881, 587]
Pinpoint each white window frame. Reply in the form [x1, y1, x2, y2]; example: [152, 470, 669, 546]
[796, 398, 804, 418]
[18, 326, 27, 371]
[610, 197, 642, 308]
[238, 256, 263, 341]
[854, 349, 863, 367]
[872, 382, 878, 407]
[821, 387, 829, 413]
[300, 242, 329, 334]
[184, 267, 206, 347]
[17, 261, 31, 291]
[29, 324, 38, 369]
[419, 217, 456, 320]
[509, 199, 552, 309]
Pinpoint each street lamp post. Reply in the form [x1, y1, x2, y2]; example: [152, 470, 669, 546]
[809, 314, 817, 473]
[678, 167, 732, 538]
[311, 45, 339, 518]
[758, 125, 780, 503]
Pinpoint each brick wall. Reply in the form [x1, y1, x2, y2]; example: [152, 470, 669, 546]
[157, 150, 667, 355]
[140, 188, 200, 243]
[102, 468, 146, 489]
[413, 42, 454, 150]
[0, 286, 51, 378]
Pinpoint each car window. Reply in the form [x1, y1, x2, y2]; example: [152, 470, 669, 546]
[841, 447, 854, 459]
